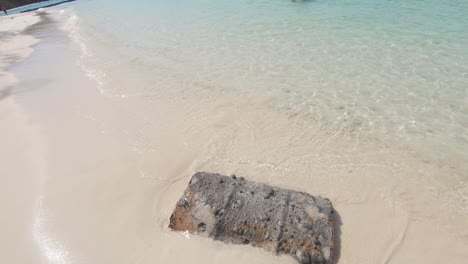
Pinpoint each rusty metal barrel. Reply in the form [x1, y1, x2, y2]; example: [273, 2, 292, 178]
[169, 172, 335, 264]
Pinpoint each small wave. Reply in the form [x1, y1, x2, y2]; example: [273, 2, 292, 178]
[61, 11, 108, 96]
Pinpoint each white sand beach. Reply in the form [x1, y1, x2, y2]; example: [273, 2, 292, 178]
[0, 13, 43, 263]
[1, 10, 467, 264]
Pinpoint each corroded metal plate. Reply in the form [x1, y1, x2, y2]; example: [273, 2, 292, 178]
[169, 172, 335, 264]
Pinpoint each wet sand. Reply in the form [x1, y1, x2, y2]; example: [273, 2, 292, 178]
[1, 11, 467, 264]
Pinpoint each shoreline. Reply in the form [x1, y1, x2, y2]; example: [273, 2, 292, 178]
[1, 8, 467, 264]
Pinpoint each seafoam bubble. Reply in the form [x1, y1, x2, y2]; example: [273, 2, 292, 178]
[182, 231, 192, 239]
[36, 8, 47, 14]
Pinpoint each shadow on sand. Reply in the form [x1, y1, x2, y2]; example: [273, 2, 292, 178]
[333, 209, 342, 264]
[0, 85, 42, 101]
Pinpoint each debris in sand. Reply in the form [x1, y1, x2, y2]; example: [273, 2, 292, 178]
[169, 172, 336, 264]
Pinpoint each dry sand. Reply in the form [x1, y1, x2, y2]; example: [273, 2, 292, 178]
[1, 11, 467, 264]
[0, 13, 44, 263]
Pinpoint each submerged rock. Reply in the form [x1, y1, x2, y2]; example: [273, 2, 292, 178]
[169, 172, 335, 264]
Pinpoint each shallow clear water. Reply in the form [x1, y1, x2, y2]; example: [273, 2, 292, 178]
[71, 0, 468, 181]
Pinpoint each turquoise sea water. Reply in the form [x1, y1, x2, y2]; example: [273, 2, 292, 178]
[69, 0, 467, 180]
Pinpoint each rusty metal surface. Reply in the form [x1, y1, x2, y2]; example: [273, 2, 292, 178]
[169, 172, 335, 264]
